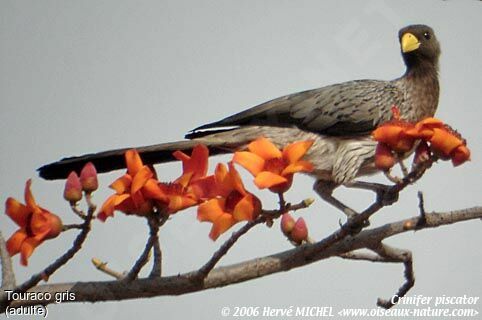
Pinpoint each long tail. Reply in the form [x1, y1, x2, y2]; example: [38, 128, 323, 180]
[37, 139, 233, 180]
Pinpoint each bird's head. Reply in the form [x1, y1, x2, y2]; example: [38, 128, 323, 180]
[398, 24, 441, 72]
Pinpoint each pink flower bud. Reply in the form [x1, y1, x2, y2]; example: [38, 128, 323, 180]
[80, 162, 98, 192]
[64, 171, 82, 203]
[280, 213, 295, 236]
[291, 217, 308, 244]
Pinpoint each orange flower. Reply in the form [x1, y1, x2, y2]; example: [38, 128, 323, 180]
[5, 179, 63, 266]
[98, 149, 167, 221]
[157, 144, 212, 213]
[233, 137, 314, 193]
[373, 108, 471, 168]
[407, 118, 471, 166]
[197, 162, 261, 240]
[157, 174, 200, 214]
[372, 107, 417, 153]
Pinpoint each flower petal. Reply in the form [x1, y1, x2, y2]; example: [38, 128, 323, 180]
[5, 197, 30, 227]
[254, 171, 288, 189]
[190, 175, 218, 199]
[248, 137, 282, 160]
[228, 162, 247, 196]
[173, 144, 209, 180]
[98, 194, 129, 221]
[451, 145, 471, 167]
[6, 229, 28, 256]
[110, 174, 132, 194]
[281, 160, 314, 176]
[30, 211, 51, 236]
[143, 179, 168, 202]
[232, 195, 256, 221]
[209, 214, 236, 241]
[132, 166, 153, 194]
[197, 199, 225, 222]
[174, 172, 193, 189]
[20, 235, 43, 266]
[282, 140, 314, 164]
[430, 128, 463, 156]
[125, 149, 144, 176]
[24, 179, 38, 212]
[168, 194, 197, 213]
[233, 151, 265, 176]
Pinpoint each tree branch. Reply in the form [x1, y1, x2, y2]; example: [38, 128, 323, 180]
[0, 230, 16, 289]
[3, 206, 479, 311]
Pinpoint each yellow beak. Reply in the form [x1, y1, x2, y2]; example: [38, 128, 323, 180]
[401, 33, 420, 53]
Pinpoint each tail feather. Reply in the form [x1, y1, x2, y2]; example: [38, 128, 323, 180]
[37, 140, 230, 180]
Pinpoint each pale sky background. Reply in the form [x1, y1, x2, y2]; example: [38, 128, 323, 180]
[1, 1, 481, 319]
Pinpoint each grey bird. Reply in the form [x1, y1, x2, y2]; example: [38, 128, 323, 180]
[38, 24, 441, 217]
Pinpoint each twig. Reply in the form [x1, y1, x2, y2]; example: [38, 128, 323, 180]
[278, 193, 286, 210]
[70, 204, 87, 220]
[149, 213, 168, 278]
[373, 243, 414, 309]
[62, 224, 84, 231]
[91, 258, 125, 280]
[124, 214, 160, 281]
[261, 198, 314, 217]
[384, 171, 402, 184]
[398, 158, 409, 177]
[196, 217, 266, 279]
[416, 191, 427, 227]
[149, 240, 162, 278]
[0, 231, 16, 289]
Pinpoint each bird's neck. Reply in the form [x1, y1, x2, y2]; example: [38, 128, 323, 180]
[399, 60, 440, 121]
[404, 57, 439, 80]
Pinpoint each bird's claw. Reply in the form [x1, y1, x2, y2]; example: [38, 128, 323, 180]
[376, 186, 399, 206]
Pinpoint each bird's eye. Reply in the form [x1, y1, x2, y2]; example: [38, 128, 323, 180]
[423, 32, 431, 40]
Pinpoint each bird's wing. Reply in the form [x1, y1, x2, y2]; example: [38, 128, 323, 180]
[187, 80, 405, 138]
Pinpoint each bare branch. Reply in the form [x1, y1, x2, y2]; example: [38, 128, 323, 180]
[0, 231, 15, 289]
[373, 243, 414, 309]
[3, 206, 479, 311]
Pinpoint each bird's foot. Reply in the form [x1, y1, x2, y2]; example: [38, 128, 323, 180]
[375, 185, 399, 206]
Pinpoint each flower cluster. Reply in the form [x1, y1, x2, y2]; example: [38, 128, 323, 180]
[99, 145, 210, 220]
[372, 107, 471, 170]
[97, 138, 314, 240]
